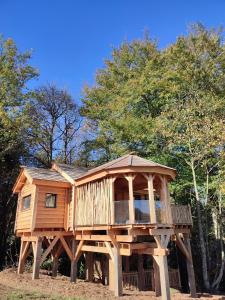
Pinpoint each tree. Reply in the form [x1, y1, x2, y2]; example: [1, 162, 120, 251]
[27, 84, 80, 166]
[0, 36, 38, 269]
[81, 25, 225, 291]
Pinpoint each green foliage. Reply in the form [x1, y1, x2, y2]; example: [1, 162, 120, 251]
[81, 24, 225, 291]
[0, 36, 38, 270]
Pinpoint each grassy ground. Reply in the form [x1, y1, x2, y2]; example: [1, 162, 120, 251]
[0, 284, 83, 300]
[0, 269, 224, 300]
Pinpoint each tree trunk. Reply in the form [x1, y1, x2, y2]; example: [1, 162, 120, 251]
[191, 160, 210, 291]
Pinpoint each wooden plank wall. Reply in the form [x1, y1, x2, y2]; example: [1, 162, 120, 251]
[34, 186, 67, 229]
[75, 178, 113, 226]
[67, 188, 73, 230]
[15, 181, 35, 230]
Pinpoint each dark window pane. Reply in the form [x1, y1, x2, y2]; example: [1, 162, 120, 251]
[22, 195, 31, 210]
[45, 193, 57, 208]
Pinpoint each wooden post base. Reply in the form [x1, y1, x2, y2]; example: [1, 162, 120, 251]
[154, 255, 171, 300]
[32, 237, 42, 280]
[70, 239, 77, 282]
[85, 252, 94, 281]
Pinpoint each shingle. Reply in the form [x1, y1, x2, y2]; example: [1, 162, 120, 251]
[55, 163, 88, 179]
[23, 167, 68, 182]
[76, 154, 176, 179]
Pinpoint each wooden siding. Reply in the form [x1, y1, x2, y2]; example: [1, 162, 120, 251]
[67, 188, 73, 230]
[15, 181, 35, 231]
[34, 185, 68, 229]
[171, 204, 193, 225]
[75, 178, 113, 226]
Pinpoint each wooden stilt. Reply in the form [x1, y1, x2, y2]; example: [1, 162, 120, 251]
[52, 256, 59, 277]
[155, 255, 171, 300]
[183, 235, 197, 298]
[138, 254, 144, 290]
[153, 256, 161, 296]
[70, 239, 77, 282]
[104, 255, 109, 285]
[85, 252, 94, 281]
[113, 245, 123, 297]
[18, 240, 30, 274]
[108, 256, 114, 291]
[32, 237, 42, 280]
[125, 256, 129, 272]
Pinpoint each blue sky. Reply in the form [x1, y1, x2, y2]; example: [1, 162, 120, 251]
[1, 0, 224, 101]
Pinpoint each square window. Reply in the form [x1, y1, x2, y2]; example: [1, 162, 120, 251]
[45, 193, 57, 208]
[22, 195, 31, 210]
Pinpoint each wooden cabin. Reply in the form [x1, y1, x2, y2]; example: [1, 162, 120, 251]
[13, 154, 196, 300]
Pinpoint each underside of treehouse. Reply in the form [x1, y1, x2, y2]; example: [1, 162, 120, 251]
[13, 154, 197, 300]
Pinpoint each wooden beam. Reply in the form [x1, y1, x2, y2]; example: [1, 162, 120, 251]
[104, 242, 114, 262]
[32, 237, 42, 280]
[40, 236, 60, 265]
[175, 234, 191, 262]
[31, 186, 38, 231]
[154, 255, 171, 300]
[110, 177, 116, 224]
[144, 174, 157, 223]
[134, 248, 169, 256]
[138, 255, 144, 290]
[52, 256, 59, 277]
[125, 174, 135, 224]
[74, 240, 84, 262]
[109, 256, 114, 291]
[18, 240, 29, 274]
[70, 239, 77, 282]
[59, 236, 73, 260]
[112, 241, 123, 296]
[85, 252, 94, 282]
[153, 256, 161, 296]
[75, 234, 133, 243]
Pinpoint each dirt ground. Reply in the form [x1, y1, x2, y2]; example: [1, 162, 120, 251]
[0, 268, 224, 300]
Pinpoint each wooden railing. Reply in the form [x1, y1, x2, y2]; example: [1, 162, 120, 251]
[171, 204, 192, 225]
[122, 269, 181, 291]
[114, 202, 193, 226]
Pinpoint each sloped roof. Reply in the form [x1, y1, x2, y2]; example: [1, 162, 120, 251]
[23, 166, 68, 182]
[76, 154, 176, 179]
[53, 163, 88, 180]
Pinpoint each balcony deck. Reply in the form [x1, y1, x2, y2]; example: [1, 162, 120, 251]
[113, 201, 192, 227]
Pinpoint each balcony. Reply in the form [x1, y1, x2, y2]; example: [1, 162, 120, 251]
[114, 200, 192, 226]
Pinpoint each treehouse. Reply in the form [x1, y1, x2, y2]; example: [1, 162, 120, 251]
[13, 154, 196, 300]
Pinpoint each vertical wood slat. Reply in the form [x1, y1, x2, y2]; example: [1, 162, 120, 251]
[145, 174, 156, 224]
[128, 176, 135, 224]
[75, 178, 112, 226]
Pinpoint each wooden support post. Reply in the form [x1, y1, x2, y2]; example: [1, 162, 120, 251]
[109, 256, 114, 291]
[125, 256, 129, 272]
[52, 257, 59, 277]
[126, 175, 135, 224]
[32, 237, 42, 280]
[70, 239, 77, 282]
[153, 256, 161, 296]
[18, 240, 30, 274]
[113, 245, 123, 297]
[104, 255, 109, 286]
[138, 254, 144, 291]
[183, 235, 197, 298]
[110, 177, 116, 225]
[155, 255, 171, 300]
[144, 174, 156, 223]
[85, 252, 94, 281]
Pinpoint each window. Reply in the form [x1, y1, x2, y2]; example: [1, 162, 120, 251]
[45, 193, 57, 208]
[22, 195, 31, 210]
